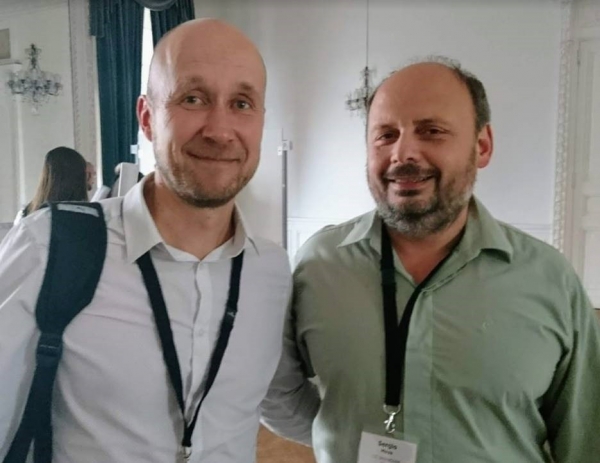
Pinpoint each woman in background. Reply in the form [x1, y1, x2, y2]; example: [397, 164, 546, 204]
[13, 146, 89, 225]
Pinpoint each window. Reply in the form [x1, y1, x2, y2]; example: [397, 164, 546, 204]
[137, 8, 155, 175]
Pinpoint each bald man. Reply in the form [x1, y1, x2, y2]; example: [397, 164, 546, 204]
[261, 57, 600, 463]
[0, 19, 291, 463]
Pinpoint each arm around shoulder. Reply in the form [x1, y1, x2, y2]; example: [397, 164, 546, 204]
[259, 288, 320, 446]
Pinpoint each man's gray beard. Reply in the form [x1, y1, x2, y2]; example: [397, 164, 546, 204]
[376, 187, 472, 239]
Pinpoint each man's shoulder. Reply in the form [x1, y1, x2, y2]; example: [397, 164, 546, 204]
[295, 212, 373, 264]
[97, 196, 125, 224]
[17, 198, 125, 248]
[250, 236, 290, 259]
[497, 221, 575, 274]
[244, 237, 292, 283]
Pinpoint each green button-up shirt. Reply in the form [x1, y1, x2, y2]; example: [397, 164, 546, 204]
[274, 198, 600, 463]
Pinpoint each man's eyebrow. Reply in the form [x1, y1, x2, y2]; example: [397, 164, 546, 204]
[171, 78, 260, 97]
[414, 117, 452, 126]
[175, 76, 208, 91]
[370, 122, 397, 132]
[237, 81, 260, 96]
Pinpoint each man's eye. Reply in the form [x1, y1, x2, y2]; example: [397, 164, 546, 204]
[182, 95, 204, 105]
[234, 100, 252, 110]
[421, 127, 445, 136]
[377, 132, 396, 141]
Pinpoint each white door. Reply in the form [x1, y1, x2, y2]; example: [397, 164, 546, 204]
[571, 38, 600, 307]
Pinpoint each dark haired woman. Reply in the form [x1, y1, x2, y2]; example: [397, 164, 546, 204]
[14, 146, 88, 224]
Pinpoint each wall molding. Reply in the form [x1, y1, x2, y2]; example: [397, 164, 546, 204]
[552, 0, 576, 254]
[68, 0, 98, 164]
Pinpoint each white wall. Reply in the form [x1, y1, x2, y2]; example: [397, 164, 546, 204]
[204, 0, 562, 249]
[0, 0, 74, 221]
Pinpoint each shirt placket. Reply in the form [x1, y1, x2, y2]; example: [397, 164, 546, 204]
[185, 262, 214, 421]
[402, 290, 434, 463]
[403, 263, 468, 463]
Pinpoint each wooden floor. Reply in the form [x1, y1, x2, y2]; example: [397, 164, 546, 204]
[257, 425, 316, 463]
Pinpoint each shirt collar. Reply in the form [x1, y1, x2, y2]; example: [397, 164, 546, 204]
[122, 175, 259, 264]
[336, 197, 513, 262]
[457, 197, 513, 263]
[230, 206, 259, 256]
[338, 209, 379, 248]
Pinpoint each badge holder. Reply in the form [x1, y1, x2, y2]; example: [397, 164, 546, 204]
[357, 405, 418, 463]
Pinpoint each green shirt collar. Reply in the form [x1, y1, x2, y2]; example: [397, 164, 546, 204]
[337, 197, 513, 263]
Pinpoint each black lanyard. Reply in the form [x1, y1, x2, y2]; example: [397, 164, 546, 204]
[136, 251, 244, 460]
[380, 222, 456, 433]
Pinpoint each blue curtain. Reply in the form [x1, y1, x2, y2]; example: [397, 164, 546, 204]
[90, 0, 144, 185]
[149, 0, 195, 46]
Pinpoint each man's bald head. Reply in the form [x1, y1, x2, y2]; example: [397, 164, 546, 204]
[146, 18, 266, 106]
[367, 56, 490, 135]
[136, 18, 267, 210]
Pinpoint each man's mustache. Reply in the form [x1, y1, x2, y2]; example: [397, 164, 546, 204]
[384, 163, 439, 180]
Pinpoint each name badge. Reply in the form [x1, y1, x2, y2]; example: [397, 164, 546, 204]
[357, 431, 417, 463]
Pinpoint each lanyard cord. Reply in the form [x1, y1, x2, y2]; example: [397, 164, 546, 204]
[380, 222, 458, 433]
[136, 251, 244, 458]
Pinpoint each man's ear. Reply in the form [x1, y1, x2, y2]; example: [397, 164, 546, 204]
[137, 95, 153, 142]
[476, 124, 493, 169]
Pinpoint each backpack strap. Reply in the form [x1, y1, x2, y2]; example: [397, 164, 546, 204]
[3, 202, 107, 463]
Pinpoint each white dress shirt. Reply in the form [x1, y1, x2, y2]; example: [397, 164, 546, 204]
[12, 208, 24, 226]
[0, 178, 292, 463]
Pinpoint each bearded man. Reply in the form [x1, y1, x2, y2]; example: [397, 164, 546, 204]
[260, 57, 600, 463]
